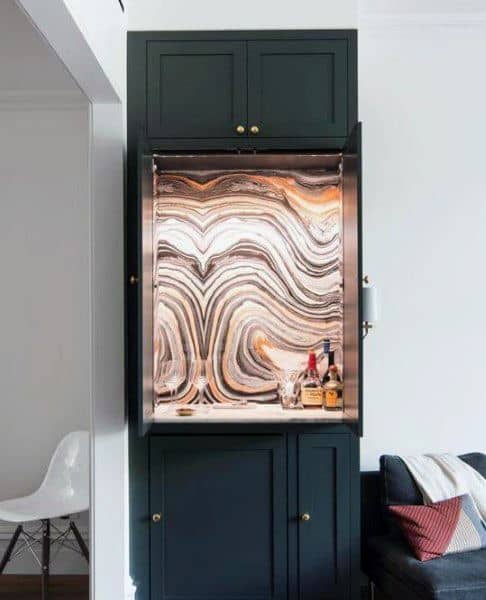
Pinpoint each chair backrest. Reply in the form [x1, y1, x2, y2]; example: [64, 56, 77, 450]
[39, 431, 89, 502]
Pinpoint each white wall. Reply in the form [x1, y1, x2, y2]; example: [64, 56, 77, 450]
[360, 13, 486, 469]
[127, 0, 357, 30]
[0, 104, 90, 574]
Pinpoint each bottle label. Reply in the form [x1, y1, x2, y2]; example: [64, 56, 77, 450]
[325, 390, 341, 409]
[301, 387, 323, 406]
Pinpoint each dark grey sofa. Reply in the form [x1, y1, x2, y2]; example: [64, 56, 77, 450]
[361, 453, 486, 600]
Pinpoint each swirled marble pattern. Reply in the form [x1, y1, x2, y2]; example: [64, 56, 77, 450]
[153, 168, 343, 404]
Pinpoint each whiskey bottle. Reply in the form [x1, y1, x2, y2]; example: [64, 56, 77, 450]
[323, 365, 343, 411]
[321, 341, 335, 385]
[321, 343, 342, 389]
[300, 351, 323, 408]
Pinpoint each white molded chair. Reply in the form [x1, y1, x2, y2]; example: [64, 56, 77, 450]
[0, 431, 90, 599]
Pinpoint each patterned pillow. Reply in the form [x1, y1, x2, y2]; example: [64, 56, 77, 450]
[389, 494, 486, 561]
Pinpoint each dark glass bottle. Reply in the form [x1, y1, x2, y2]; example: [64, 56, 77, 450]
[321, 342, 342, 397]
[321, 344, 336, 385]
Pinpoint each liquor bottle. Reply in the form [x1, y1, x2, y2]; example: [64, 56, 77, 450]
[321, 339, 335, 386]
[323, 365, 343, 411]
[300, 351, 323, 408]
[321, 342, 342, 387]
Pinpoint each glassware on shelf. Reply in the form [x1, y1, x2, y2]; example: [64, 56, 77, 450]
[190, 358, 210, 413]
[162, 359, 183, 410]
[274, 368, 303, 409]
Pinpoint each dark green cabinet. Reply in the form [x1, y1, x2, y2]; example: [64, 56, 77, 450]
[136, 31, 357, 146]
[149, 433, 357, 600]
[150, 435, 287, 600]
[247, 40, 349, 139]
[128, 28, 361, 600]
[147, 41, 246, 139]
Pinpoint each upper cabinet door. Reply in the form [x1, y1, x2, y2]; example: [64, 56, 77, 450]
[147, 41, 247, 138]
[248, 40, 349, 139]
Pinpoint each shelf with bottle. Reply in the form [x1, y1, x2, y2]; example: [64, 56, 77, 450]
[321, 339, 343, 411]
[299, 341, 343, 410]
[153, 401, 345, 422]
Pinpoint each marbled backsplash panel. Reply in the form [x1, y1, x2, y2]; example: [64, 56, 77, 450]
[153, 167, 343, 404]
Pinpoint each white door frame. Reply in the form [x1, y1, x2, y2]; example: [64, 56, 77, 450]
[14, 2, 125, 599]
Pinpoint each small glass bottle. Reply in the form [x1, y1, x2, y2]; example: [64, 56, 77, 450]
[300, 351, 323, 408]
[323, 365, 343, 411]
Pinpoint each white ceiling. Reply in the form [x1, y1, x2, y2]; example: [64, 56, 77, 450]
[0, 0, 82, 94]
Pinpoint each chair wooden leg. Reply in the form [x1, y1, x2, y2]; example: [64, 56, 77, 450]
[41, 519, 50, 600]
[0, 525, 22, 574]
[70, 521, 89, 563]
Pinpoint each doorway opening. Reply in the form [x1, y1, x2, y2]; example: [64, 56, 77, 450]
[0, 1, 90, 597]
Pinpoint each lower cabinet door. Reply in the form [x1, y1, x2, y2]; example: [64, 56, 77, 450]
[150, 435, 287, 600]
[297, 434, 351, 599]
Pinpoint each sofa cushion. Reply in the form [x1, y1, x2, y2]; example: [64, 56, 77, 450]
[389, 494, 486, 561]
[366, 534, 486, 600]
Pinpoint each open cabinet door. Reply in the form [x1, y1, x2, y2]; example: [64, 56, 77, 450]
[132, 140, 154, 435]
[342, 123, 363, 435]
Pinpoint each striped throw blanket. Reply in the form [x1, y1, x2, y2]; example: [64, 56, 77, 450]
[401, 453, 486, 522]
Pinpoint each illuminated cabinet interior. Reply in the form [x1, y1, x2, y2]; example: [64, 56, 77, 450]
[142, 153, 360, 424]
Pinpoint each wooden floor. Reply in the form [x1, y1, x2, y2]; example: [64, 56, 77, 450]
[0, 576, 88, 599]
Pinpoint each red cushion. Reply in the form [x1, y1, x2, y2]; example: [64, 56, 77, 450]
[389, 496, 461, 561]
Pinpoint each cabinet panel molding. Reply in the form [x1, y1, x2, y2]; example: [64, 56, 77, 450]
[147, 41, 247, 139]
[248, 40, 348, 139]
[150, 435, 287, 600]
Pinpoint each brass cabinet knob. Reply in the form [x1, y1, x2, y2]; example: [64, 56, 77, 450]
[152, 513, 162, 523]
[250, 125, 260, 135]
[300, 513, 311, 522]
[129, 275, 139, 285]
[236, 125, 246, 134]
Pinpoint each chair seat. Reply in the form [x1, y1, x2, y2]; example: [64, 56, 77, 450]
[366, 535, 486, 600]
[0, 489, 88, 523]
